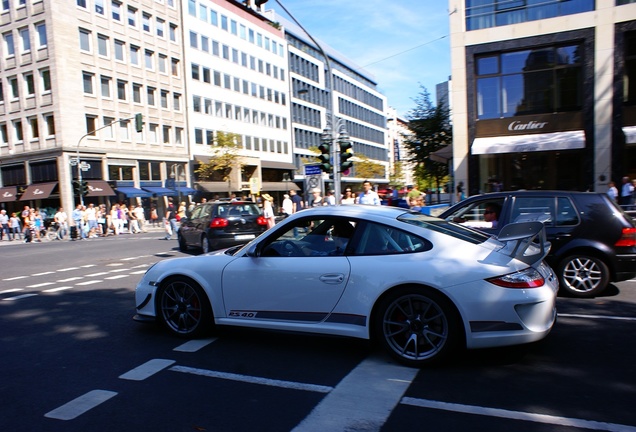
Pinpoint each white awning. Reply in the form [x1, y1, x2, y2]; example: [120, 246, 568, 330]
[622, 126, 636, 144]
[471, 130, 585, 155]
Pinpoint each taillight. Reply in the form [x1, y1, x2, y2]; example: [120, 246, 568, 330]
[209, 217, 229, 228]
[256, 216, 268, 226]
[487, 268, 544, 288]
[615, 227, 636, 247]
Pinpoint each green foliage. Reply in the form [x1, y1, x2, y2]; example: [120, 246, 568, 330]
[354, 155, 385, 180]
[195, 131, 243, 183]
[404, 85, 453, 192]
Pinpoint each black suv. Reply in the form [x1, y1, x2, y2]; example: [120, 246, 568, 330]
[178, 201, 268, 253]
[439, 191, 636, 298]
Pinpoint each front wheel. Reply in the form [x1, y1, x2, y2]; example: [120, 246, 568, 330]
[374, 287, 461, 367]
[201, 236, 211, 254]
[178, 233, 188, 252]
[557, 255, 610, 298]
[157, 277, 213, 337]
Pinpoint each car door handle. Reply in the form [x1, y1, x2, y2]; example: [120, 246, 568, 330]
[319, 274, 345, 284]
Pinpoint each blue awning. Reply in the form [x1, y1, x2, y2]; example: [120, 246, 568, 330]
[171, 186, 197, 194]
[143, 186, 176, 196]
[116, 187, 153, 198]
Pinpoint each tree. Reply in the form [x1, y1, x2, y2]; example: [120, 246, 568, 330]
[403, 85, 452, 198]
[354, 155, 385, 180]
[195, 131, 244, 193]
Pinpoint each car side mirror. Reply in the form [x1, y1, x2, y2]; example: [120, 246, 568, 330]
[246, 244, 259, 257]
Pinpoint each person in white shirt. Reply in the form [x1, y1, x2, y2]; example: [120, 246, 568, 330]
[607, 181, 618, 202]
[355, 180, 381, 206]
[281, 194, 293, 217]
[53, 207, 69, 239]
[620, 176, 634, 206]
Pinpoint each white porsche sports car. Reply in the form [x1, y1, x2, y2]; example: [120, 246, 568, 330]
[134, 205, 558, 366]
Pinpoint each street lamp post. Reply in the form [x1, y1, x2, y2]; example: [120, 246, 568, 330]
[170, 163, 184, 207]
[273, 0, 343, 204]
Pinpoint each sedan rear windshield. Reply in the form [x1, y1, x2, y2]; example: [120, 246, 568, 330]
[398, 213, 492, 245]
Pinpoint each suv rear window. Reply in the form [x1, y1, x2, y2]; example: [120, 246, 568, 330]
[511, 196, 579, 226]
[215, 203, 261, 217]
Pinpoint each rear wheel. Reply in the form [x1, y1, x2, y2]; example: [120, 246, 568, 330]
[557, 255, 610, 298]
[157, 277, 213, 337]
[374, 287, 461, 367]
[201, 236, 211, 254]
[178, 233, 188, 252]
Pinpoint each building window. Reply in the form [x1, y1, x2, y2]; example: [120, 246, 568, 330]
[19, 28, 30, 52]
[40, 69, 51, 92]
[83, 72, 94, 94]
[117, 80, 126, 100]
[128, 6, 137, 27]
[158, 54, 167, 73]
[162, 126, 170, 144]
[156, 18, 165, 38]
[112, 1, 121, 20]
[171, 58, 179, 76]
[97, 34, 108, 56]
[188, 0, 195, 16]
[103, 116, 115, 138]
[100, 76, 111, 97]
[169, 23, 177, 42]
[95, 0, 104, 14]
[147, 87, 155, 105]
[475, 44, 583, 119]
[36, 23, 47, 47]
[173, 93, 181, 110]
[4, 32, 15, 56]
[13, 120, 23, 142]
[161, 90, 168, 108]
[24, 73, 35, 96]
[77, 0, 86, 8]
[175, 127, 183, 145]
[114, 40, 124, 61]
[191, 63, 199, 80]
[130, 45, 139, 65]
[45, 115, 55, 135]
[142, 13, 151, 32]
[145, 50, 154, 70]
[133, 83, 141, 103]
[189, 31, 197, 48]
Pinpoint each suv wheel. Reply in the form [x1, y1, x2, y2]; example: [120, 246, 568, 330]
[178, 233, 188, 252]
[557, 255, 610, 298]
[201, 236, 211, 254]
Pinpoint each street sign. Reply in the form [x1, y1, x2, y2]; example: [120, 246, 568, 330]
[304, 164, 322, 176]
[305, 175, 320, 190]
[69, 158, 79, 166]
[80, 162, 91, 171]
[250, 177, 260, 194]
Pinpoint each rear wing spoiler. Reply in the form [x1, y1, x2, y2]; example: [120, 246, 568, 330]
[495, 221, 551, 265]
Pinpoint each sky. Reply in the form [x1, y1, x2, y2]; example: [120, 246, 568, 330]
[264, 0, 451, 118]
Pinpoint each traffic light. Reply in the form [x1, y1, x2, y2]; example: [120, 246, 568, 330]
[134, 113, 144, 133]
[339, 134, 353, 173]
[74, 180, 88, 196]
[81, 181, 89, 196]
[318, 141, 332, 173]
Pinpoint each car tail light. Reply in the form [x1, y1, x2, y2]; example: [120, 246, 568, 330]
[487, 268, 545, 288]
[256, 216, 268, 226]
[209, 217, 229, 228]
[615, 228, 636, 247]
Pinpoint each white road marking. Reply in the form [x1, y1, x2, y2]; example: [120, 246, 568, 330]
[119, 359, 176, 381]
[106, 263, 124, 267]
[132, 264, 150, 268]
[105, 275, 128, 280]
[31, 271, 54, 276]
[81, 264, 96, 268]
[75, 280, 102, 286]
[3, 294, 38, 301]
[57, 277, 82, 283]
[173, 338, 218, 352]
[44, 390, 117, 421]
[130, 270, 147, 275]
[121, 255, 148, 261]
[0, 289, 23, 294]
[171, 365, 333, 393]
[401, 397, 636, 432]
[57, 267, 80, 272]
[2, 276, 27, 281]
[26, 282, 54, 288]
[291, 356, 418, 431]
[558, 313, 636, 322]
[85, 272, 108, 277]
[44, 286, 73, 293]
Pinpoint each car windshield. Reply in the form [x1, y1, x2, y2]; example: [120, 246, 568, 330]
[398, 213, 491, 245]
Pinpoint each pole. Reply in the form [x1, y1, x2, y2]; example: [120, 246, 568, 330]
[274, 0, 341, 204]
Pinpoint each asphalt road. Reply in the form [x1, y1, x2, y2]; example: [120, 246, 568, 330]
[0, 231, 635, 431]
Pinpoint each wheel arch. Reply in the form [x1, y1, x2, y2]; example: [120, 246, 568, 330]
[155, 274, 215, 321]
[369, 283, 467, 348]
[551, 242, 616, 280]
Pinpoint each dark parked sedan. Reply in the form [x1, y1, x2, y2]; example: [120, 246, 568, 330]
[178, 201, 268, 253]
[439, 191, 636, 298]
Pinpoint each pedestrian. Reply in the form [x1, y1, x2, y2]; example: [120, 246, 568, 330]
[456, 181, 465, 201]
[53, 207, 68, 239]
[341, 188, 355, 204]
[0, 209, 10, 240]
[21, 205, 30, 238]
[150, 205, 159, 227]
[9, 212, 21, 240]
[620, 176, 634, 206]
[85, 203, 98, 236]
[607, 181, 619, 202]
[164, 197, 178, 240]
[310, 188, 325, 207]
[355, 180, 381, 206]
[261, 193, 276, 229]
[133, 204, 147, 232]
[281, 194, 293, 217]
[325, 190, 336, 206]
[290, 189, 304, 213]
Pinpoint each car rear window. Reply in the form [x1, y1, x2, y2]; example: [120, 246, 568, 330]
[215, 203, 261, 217]
[398, 213, 491, 244]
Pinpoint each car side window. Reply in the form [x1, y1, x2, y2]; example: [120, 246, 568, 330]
[190, 205, 203, 219]
[556, 197, 579, 226]
[354, 222, 429, 255]
[511, 197, 554, 226]
[446, 199, 504, 229]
